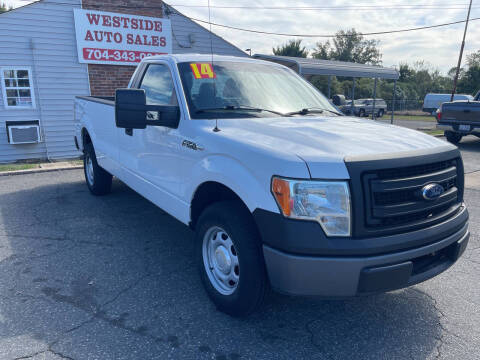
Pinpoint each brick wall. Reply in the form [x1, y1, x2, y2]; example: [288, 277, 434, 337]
[82, 0, 164, 96]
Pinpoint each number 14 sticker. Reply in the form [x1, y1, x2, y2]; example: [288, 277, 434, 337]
[190, 63, 216, 79]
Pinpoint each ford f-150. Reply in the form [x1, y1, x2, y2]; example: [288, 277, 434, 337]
[74, 54, 469, 317]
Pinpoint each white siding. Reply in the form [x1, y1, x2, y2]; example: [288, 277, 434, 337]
[0, 0, 89, 163]
[165, 5, 247, 57]
[0, 1, 244, 163]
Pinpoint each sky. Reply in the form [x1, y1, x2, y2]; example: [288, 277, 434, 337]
[5, 0, 480, 74]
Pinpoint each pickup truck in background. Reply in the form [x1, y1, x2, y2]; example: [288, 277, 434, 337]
[437, 90, 480, 144]
[423, 93, 473, 115]
[74, 54, 469, 317]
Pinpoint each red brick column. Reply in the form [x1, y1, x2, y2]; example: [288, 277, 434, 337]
[82, 0, 164, 96]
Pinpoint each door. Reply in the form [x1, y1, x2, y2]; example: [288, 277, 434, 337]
[117, 62, 186, 214]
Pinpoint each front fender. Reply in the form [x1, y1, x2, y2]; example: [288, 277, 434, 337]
[186, 154, 280, 216]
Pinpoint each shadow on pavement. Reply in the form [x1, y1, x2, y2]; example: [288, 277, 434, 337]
[0, 172, 443, 359]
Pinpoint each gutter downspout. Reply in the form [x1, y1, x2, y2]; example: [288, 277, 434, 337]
[30, 38, 51, 161]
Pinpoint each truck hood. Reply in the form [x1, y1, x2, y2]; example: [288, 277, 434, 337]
[208, 116, 453, 179]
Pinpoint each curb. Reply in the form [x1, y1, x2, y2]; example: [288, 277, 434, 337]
[0, 165, 83, 177]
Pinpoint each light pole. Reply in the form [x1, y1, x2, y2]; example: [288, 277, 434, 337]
[451, 0, 473, 101]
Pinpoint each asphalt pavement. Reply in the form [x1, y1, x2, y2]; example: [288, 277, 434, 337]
[0, 137, 479, 360]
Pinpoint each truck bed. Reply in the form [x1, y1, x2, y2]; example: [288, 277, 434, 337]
[76, 96, 115, 106]
[440, 100, 480, 125]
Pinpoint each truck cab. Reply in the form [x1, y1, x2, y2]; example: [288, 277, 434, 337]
[75, 54, 469, 317]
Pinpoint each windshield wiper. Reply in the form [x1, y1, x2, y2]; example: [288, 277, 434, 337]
[286, 107, 343, 116]
[195, 105, 288, 117]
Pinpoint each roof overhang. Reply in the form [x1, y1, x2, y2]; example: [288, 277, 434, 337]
[253, 54, 399, 80]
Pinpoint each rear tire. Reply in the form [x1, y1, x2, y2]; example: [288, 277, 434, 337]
[377, 109, 384, 117]
[445, 131, 463, 145]
[195, 201, 267, 317]
[84, 142, 112, 196]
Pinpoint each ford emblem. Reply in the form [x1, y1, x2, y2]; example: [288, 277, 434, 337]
[422, 183, 444, 201]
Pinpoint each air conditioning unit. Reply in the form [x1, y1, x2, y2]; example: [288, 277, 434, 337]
[6, 120, 41, 144]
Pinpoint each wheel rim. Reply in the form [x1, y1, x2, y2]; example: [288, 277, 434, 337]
[85, 155, 94, 186]
[202, 226, 240, 295]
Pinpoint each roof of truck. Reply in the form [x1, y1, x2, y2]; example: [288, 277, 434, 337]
[145, 53, 279, 65]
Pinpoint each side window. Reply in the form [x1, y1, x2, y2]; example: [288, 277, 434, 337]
[140, 64, 178, 106]
[1, 68, 36, 109]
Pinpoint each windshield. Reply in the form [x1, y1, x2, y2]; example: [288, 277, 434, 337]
[177, 61, 339, 119]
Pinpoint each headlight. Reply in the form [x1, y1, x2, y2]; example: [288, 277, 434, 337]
[271, 177, 351, 237]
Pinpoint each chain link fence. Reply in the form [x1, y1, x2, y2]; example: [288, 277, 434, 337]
[385, 99, 425, 113]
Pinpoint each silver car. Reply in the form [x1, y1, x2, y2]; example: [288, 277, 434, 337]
[342, 98, 387, 117]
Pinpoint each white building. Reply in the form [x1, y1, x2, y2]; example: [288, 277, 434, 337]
[0, 0, 245, 163]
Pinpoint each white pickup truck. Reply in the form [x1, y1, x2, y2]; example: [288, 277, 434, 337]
[75, 54, 469, 317]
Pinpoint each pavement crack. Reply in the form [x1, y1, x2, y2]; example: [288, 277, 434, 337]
[101, 272, 152, 309]
[47, 348, 75, 360]
[13, 350, 47, 360]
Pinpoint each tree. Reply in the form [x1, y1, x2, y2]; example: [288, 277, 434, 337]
[466, 50, 480, 67]
[0, 2, 11, 13]
[272, 39, 308, 58]
[456, 52, 480, 95]
[312, 29, 382, 65]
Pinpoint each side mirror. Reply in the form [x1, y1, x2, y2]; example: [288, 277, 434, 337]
[115, 89, 147, 129]
[115, 89, 181, 129]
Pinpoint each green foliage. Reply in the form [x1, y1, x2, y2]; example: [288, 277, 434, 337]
[312, 29, 382, 65]
[0, 2, 11, 13]
[456, 50, 480, 95]
[272, 39, 308, 58]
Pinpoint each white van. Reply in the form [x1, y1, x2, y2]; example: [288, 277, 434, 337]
[423, 93, 473, 114]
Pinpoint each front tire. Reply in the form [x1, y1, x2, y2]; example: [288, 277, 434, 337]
[377, 109, 384, 117]
[195, 201, 267, 317]
[358, 108, 365, 117]
[83, 142, 112, 196]
[445, 131, 463, 145]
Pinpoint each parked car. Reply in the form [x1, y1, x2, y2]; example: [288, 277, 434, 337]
[437, 90, 480, 144]
[74, 54, 469, 317]
[340, 98, 387, 117]
[423, 93, 473, 115]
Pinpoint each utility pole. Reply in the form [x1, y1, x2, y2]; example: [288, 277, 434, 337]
[451, 0, 473, 101]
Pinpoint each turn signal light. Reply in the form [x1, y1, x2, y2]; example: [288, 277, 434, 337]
[272, 177, 292, 216]
[437, 111, 442, 121]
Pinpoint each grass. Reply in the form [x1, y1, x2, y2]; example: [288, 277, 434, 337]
[423, 129, 444, 136]
[0, 158, 82, 173]
[392, 115, 437, 122]
[0, 163, 39, 172]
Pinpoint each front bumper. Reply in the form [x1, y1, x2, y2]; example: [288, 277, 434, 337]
[255, 207, 469, 297]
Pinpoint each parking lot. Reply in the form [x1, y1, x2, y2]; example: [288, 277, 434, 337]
[0, 137, 479, 360]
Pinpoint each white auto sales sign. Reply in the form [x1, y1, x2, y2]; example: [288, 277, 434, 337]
[73, 9, 172, 65]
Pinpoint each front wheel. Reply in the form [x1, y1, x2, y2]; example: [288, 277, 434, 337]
[84, 142, 112, 196]
[195, 201, 267, 317]
[445, 131, 463, 145]
[377, 109, 384, 117]
[358, 108, 365, 117]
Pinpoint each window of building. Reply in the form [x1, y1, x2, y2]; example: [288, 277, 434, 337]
[1, 67, 36, 109]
